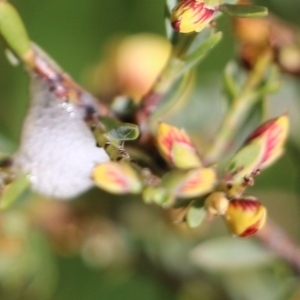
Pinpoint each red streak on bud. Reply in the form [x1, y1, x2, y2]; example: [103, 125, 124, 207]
[160, 127, 193, 160]
[180, 175, 202, 191]
[262, 124, 283, 163]
[246, 119, 274, 142]
[195, 6, 215, 24]
[106, 170, 127, 189]
[171, 20, 181, 31]
[240, 219, 261, 237]
[230, 199, 260, 211]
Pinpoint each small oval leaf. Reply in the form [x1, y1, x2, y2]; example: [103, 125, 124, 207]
[219, 4, 268, 18]
[186, 205, 206, 228]
[105, 123, 140, 143]
[0, 2, 31, 58]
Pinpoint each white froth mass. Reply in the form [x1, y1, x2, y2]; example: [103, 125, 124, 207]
[13, 74, 109, 199]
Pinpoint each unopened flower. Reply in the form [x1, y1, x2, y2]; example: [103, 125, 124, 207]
[92, 162, 142, 194]
[224, 198, 266, 237]
[223, 114, 289, 195]
[162, 167, 217, 199]
[156, 122, 202, 169]
[171, 0, 217, 33]
[245, 114, 289, 169]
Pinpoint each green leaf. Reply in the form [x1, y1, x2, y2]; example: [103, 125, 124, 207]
[100, 116, 120, 131]
[0, 2, 31, 58]
[165, 0, 177, 14]
[224, 142, 264, 184]
[0, 174, 30, 210]
[142, 186, 175, 207]
[190, 237, 277, 272]
[186, 205, 206, 228]
[180, 31, 222, 76]
[219, 4, 268, 18]
[105, 123, 140, 143]
[223, 61, 239, 101]
[150, 70, 195, 123]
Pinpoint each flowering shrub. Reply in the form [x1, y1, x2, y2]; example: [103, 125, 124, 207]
[0, 0, 299, 299]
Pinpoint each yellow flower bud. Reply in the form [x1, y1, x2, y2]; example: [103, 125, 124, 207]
[224, 198, 266, 237]
[171, 0, 217, 33]
[92, 162, 142, 194]
[205, 192, 229, 215]
[246, 114, 289, 169]
[156, 122, 202, 169]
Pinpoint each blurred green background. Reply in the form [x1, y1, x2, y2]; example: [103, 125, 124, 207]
[0, 0, 300, 299]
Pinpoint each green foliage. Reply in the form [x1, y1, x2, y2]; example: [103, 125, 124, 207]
[219, 4, 268, 18]
[0, 1, 30, 58]
[0, 174, 30, 210]
[186, 205, 206, 228]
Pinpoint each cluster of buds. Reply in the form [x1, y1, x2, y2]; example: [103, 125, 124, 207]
[234, 0, 300, 75]
[171, 0, 218, 33]
[204, 192, 266, 237]
[156, 114, 288, 237]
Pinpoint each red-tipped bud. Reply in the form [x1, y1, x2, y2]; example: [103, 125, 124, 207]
[224, 198, 266, 237]
[171, 0, 217, 33]
[245, 114, 289, 169]
[156, 122, 202, 169]
[161, 167, 216, 199]
[92, 162, 142, 194]
[223, 114, 289, 196]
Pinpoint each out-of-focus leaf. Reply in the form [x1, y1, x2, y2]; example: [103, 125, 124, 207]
[150, 70, 195, 123]
[165, 0, 177, 15]
[165, 0, 178, 40]
[219, 4, 268, 18]
[223, 61, 239, 102]
[258, 65, 281, 95]
[0, 1, 31, 58]
[0, 174, 30, 210]
[92, 162, 142, 194]
[180, 31, 222, 76]
[0, 212, 57, 299]
[186, 205, 206, 228]
[143, 186, 175, 207]
[223, 269, 294, 300]
[190, 237, 277, 272]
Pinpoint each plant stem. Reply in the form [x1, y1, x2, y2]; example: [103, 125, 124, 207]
[204, 50, 273, 164]
[136, 33, 197, 137]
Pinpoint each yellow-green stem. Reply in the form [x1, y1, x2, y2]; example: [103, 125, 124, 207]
[204, 50, 273, 164]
